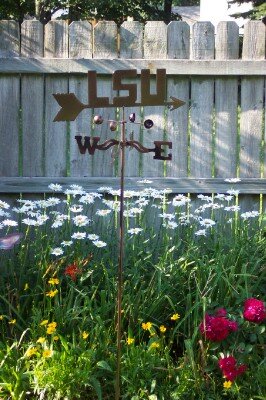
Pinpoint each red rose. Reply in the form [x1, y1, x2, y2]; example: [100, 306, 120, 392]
[243, 298, 266, 324]
[219, 356, 247, 381]
[199, 314, 238, 342]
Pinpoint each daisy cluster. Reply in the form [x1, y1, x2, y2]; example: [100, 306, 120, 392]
[0, 180, 261, 256]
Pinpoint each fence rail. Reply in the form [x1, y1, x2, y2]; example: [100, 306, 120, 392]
[0, 19, 265, 212]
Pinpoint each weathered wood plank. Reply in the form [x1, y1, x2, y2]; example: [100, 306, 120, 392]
[167, 21, 190, 178]
[0, 20, 20, 177]
[92, 21, 118, 177]
[0, 20, 19, 57]
[21, 21, 44, 176]
[0, 58, 264, 75]
[190, 22, 215, 178]
[44, 21, 68, 176]
[239, 21, 265, 213]
[215, 21, 239, 177]
[120, 21, 143, 177]
[69, 21, 93, 177]
[0, 177, 265, 194]
[142, 21, 167, 177]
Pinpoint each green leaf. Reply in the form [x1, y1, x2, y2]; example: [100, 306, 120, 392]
[90, 377, 102, 400]
[96, 360, 113, 372]
[150, 379, 156, 393]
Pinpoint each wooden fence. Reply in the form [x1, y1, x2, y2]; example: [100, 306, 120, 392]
[0, 19, 265, 212]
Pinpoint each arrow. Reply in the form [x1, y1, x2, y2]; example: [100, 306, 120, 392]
[166, 96, 186, 111]
[53, 93, 186, 122]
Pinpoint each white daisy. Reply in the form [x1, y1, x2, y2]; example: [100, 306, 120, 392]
[92, 240, 107, 248]
[199, 218, 216, 228]
[128, 228, 143, 235]
[2, 219, 18, 227]
[87, 234, 99, 241]
[79, 194, 95, 204]
[96, 209, 112, 217]
[69, 205, 84, 213]
[159, 213, 175, 220]
[48, 183, 63, 191]
[137, 179, 153, 184]
[224, 206, 241, 212]
[61, 240, 73, 247]
[22, 218, 38, 226]
[71, 232, 87, 240]
[72, 215, 91, 227]
[224, 178, 241, 183]
[50, 247, 64, 256]
[0, 200, 10, 209]
[0, 210, 11, 217]
[226, 190, 240, 196]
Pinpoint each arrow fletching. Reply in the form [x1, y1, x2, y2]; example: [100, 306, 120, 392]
[53, 93, 86, 121]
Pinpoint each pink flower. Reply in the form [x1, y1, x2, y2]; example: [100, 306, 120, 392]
[243, 298, 266, 324]
[218, 356, 247, 381]
[199, 314, 238, 342]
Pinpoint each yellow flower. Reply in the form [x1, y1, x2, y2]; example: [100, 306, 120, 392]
[8, 319, 16, 325]
[53, 336, 59, 341]
[126, 337, 135, 345]
[150, 342, 160, 349]
[0, 315, 3, 320]
[25, 347, 38, 357]
[48, 277, 59, 285]
[40, 320, 48, 326]
[223, 381, 232, 389]
[46, 289, 58, 298]
[42, 349, 53, 358]
[82, 331, 89, 339]
[160, 325, 167, 333]
[24, 283, 29, 291]
[37, 337, 46, 344]
[46, 322, 57, 335]
[142, 322, 152, 330]
[170, 313, 180, 321]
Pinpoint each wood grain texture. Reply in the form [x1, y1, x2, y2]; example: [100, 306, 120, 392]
[240, 21, 265, 178]
[239, 21, 265, 212]
[142, 22, 167, 177]
[190, 22, 215, 178]
[44, 21, 68, 176]
[0, 177, 265, 194]
[167, 22, 190, 178]
[21, 21, 44, 176]
[0, 21, 20, 177]
[69, 21, 93, 177]
[215, 22, 239, 178]
[0, 58, 265, 75]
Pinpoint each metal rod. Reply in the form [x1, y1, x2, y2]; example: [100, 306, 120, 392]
[115, 107, 126, 400]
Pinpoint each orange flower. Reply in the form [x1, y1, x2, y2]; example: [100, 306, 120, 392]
[64, 262, 82, 281]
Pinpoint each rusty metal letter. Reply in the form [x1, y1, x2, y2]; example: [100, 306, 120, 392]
[113, 70, 137, 107]
[141, 69, 166, 106]
[75, 136, 101, 155]
[153, 141, 172, 160]
[88, 71, 110, 107]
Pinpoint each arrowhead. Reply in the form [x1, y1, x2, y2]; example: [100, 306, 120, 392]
[53, 93, 86, 121]
[167, 96, 186, 111]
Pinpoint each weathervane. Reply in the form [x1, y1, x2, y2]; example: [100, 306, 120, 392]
[53, 68, 185, 400]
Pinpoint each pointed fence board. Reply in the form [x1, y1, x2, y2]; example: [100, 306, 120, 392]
[69, 21, 93, 177]
[21, 21, 44, 177]
[215, 22, 239, 178]
[239, 21, 265, 212]
[120, 21, 143, 177]
[0, 20, 20, 177]
[92, 21, 118, 177]
[44, 21, 68, 177]
[190, 22, 215, 179]
[142, 21, 167, 177]
[167, 21, 190, 178]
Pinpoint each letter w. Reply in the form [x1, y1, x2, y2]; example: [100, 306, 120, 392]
[75, 136, 100, 155]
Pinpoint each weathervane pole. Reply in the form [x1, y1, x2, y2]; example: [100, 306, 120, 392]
[115, 106, 126, 400]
